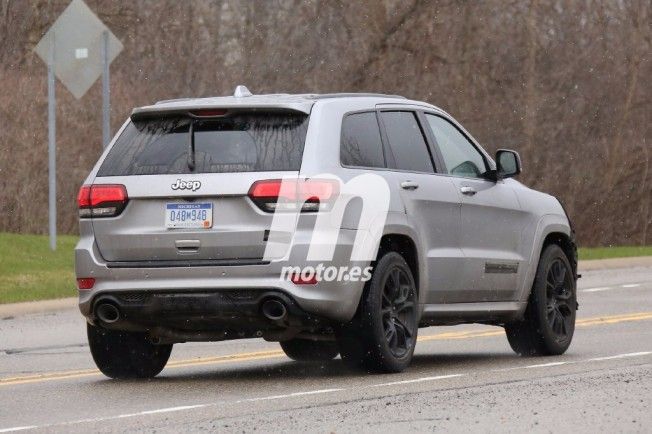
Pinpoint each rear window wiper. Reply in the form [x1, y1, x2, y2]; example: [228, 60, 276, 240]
[187, 120, 196, 171]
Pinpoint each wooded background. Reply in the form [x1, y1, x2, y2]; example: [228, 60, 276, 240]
[0, 0, 650, 246]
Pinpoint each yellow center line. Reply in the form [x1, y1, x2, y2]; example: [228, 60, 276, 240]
[1, 311, 651, 387]
[576, 312, 652, 326]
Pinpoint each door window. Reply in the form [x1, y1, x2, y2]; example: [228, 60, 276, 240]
[424, 114, 487, 179]
[380, 111, 434, 173]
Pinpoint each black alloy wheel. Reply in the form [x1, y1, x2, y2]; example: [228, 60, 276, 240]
[381, 267, 417, 358]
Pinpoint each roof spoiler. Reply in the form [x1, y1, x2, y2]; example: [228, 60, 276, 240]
[130, 104, 311, 121]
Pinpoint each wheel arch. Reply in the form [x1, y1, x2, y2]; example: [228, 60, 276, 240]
[377, 233, 420, 296]
[347, 231, 422, 323]
[516, 214, 576, 315]
[541, 232, 578, 278]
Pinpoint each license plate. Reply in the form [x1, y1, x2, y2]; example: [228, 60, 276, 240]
[165, 203, 213, 229]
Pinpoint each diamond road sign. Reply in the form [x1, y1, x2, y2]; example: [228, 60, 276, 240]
[34, 0, 123, 99]
[34, 0, 123, 251]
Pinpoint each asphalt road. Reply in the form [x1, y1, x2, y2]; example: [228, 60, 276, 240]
[1, 265, 651, 433]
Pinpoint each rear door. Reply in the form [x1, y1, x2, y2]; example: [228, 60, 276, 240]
[89, 110, 309, 264]
[377, 110, 464, 304]
[423, 113, 528, 301]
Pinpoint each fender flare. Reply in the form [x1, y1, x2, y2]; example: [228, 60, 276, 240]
[515, 213, 572, 315]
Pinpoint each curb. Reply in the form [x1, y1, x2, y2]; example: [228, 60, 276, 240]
[1, 256, 651, 317]
[0, 297, 77, 318]
[578, 256, 652, 272]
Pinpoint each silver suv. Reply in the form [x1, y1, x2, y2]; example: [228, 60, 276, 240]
[76, 87, 578, 378]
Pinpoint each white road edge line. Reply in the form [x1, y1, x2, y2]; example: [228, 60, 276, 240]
[0, 389, 345, 432]
[371, 374, 463, 387]
[580, 287, 611, 292]
[0, 404, 221, 432]
[588, 351, 652, 361]
[0, 427, 37, 433]
[138, 404, 208, 415]
[525, 361, 568, 369]
[581, 282, 648, 293]
[494, 350, 652, 372]
[239, 388, 344, 402]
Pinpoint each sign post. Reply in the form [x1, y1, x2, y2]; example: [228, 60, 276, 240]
[48, 34, 57, 251]
[34, 0, 123, 250]
[101, 30, 110, 148]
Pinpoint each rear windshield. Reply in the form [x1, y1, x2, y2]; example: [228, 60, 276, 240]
[97, 112, 309, 176]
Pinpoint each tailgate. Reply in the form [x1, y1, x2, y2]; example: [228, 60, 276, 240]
[86, 110, 308, 264]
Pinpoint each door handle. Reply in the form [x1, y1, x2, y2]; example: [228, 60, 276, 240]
[400, 181, 419, 190]
[460, 186, 477, 196]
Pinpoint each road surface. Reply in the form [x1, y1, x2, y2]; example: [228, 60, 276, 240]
[1, 265, 651, 433]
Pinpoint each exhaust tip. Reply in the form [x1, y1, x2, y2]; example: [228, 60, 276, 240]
[261, 298, 287, 321]
[96, 302, 120, 324]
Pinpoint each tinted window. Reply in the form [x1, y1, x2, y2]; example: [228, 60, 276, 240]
[380, 111, 434, 173]
[425, 114, 487, 179]
[97, 112, 308, 176]
[340, 112, 385, 168]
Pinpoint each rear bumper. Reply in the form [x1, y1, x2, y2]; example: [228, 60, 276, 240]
[75, 228, 367, 324]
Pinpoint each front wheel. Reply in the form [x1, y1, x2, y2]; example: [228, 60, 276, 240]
[87, 323, 172, 379]
[505, 244, 577, 356]
[338, 252, 418, 373]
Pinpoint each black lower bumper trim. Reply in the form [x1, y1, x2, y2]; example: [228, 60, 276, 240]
[90, 289, 322, 333]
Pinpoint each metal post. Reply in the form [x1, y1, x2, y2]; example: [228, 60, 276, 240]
[101, 30, 110, 147]
[48, 33, 56, 251]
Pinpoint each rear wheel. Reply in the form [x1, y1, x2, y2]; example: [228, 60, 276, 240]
[280, 338, 339, 362]
[505, 244, 577, 356]
[87, 323, 172, 379]
[338, 252, 418, 373]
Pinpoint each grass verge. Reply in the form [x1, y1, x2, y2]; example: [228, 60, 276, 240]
[578, 245, 652, 261]
[0, 233, 77, 304]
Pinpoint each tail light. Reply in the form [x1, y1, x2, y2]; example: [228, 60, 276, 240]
[248, 179, 339, 212]
[76, 278, 96, 290]
[77, 184, 128, 218]
[290, 273, 319, 285]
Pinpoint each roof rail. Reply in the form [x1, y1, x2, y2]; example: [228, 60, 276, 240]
[310, 93, 406, 100]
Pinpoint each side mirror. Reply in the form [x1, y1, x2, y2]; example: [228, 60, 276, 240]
[496, 149, 522, 179]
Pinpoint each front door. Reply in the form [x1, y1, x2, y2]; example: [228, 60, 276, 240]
[423, 113, 527, 302]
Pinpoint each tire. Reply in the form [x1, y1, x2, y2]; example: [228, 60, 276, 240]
[280, 338, 339, 362]
[337, 252, 418, 373]
[505, 244, 577, 356]
[87, 323, 172, 379]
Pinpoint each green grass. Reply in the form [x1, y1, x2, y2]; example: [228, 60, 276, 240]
[578, 245, 652, 261]
[0, 233, 77, 304]
[0, 232, 651, 304]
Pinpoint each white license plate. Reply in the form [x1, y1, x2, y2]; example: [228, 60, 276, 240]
[165, 203, 213, 229]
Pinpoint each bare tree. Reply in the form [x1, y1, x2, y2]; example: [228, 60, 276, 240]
[0, 0, 650, 246]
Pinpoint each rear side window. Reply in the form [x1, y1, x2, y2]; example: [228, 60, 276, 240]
[340, 112, 385, 168]
[97, 112, 309, 176]
[380, 111, 434, 173]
